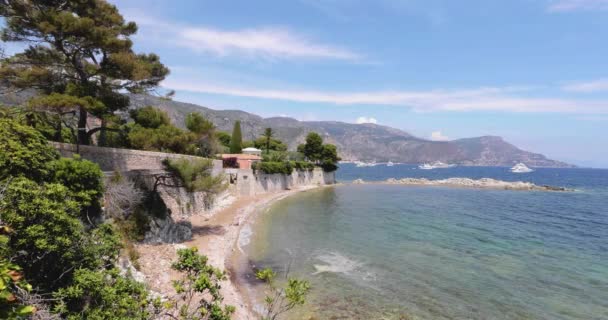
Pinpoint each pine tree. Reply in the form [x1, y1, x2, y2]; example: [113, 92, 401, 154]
[0, 0, 169, 145]
[230, 121, 243, 153]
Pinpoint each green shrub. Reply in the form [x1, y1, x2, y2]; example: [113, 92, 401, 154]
[254, 161, 294, 174]
[320, 161, 339, 172]
[1, 178, 121, 292]
[0, 118, 59, 182]
[291, 161, 315, 171]
[167, 248, 235, 320]
[262, 151, 287, 162]
[53, 268, 160, 319]
[163, 158, 226, 194]
[48, 155, 104, 209]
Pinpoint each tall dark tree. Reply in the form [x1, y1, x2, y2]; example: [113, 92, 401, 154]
[262, 127, 274, 154]
[185, 112, 218, 157]
[302, 132, 324, 162]
[0, 0, 169, 145]
[230, 120, 243, 153]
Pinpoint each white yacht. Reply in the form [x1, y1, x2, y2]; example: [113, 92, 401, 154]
[355, 161, 377, 167]
[510, 163, 534, 173]
[386, 161, 395, 167]
[418, 161, 455, 170]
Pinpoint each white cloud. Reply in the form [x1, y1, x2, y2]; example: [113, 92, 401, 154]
[162, 79, 608, 114]
[548, 0, 608, 12]
[176, 27, 360, 60]
[562, 79, 608, 92]
[121, 10, 360, 61]
[356, 116, 378, 124]
[430, 131, 450, 141]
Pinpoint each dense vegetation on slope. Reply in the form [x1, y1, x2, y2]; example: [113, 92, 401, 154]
[0, 117, 240, 319]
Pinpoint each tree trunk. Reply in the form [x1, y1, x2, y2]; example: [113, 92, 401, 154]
[54, 118, 63, 142]
[98, 117, 107, 146]
[78, 106, 89, 145]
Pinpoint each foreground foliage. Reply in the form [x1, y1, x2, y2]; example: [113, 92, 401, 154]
[256, 268, 310, 320]
[54, 268, 161, 320]
[0, 117, 240, 319]
[166, 248, 235, 320]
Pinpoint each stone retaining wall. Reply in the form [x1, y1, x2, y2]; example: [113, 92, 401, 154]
[233, 168, 335, 197]
[50, 142, 222, 174]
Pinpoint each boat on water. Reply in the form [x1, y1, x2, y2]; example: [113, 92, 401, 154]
[510, 163, 534, 173]
[386, 161, 394, 167]
[355, 161, 378, 167]
[418, 161, 455, 170]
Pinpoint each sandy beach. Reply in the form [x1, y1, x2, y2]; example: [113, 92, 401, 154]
[135, 185, 322, 319]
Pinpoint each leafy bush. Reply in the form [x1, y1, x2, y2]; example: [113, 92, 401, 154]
[53, 268, 161, 319]
[0, 118, 59, 182]
[291, 161, 315, 171]
[262, 151, 287, 162]
[286, 151, 306, 162]
[49, 155, 104, 210]
[222, 157, 239, 169]
[320, 161, 339, 172]
[1, 178, 121, 292]
[166, 248, 235, 320]
[254, 161, 294, 175]
[163, 158, 226, 194]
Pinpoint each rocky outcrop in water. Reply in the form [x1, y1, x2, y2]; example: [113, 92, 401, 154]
[355, 177, 570, 191]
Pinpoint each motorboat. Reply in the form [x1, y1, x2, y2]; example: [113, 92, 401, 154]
[510, 163, 534, 173]
[418, 161, 455, 170]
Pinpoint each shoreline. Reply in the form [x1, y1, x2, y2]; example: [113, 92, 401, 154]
[135, 185, 325, 319]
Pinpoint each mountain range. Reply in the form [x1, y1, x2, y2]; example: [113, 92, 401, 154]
[128, 95, 572, 167]
[0, 90, 572, 167]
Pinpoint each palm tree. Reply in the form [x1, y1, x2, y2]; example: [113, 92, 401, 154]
[262, 128, 274, 154]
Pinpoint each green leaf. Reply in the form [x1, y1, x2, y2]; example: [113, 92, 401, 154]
[16, 305, 36, 316]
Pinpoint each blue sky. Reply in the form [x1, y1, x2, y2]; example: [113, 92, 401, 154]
[5, 0, 608, 167]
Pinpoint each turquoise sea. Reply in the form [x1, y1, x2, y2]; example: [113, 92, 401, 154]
[241, 165, 608, 319]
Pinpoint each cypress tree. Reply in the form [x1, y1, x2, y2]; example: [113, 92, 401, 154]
[230, 121, 243, 153]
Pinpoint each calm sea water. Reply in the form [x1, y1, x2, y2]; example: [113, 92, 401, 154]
[242, 165, 608, 319]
